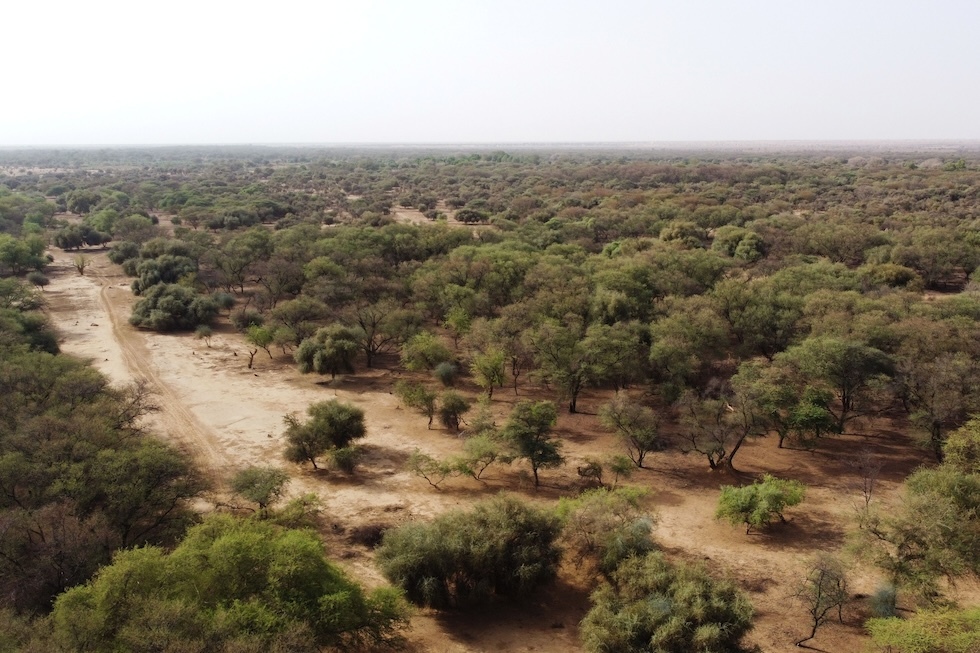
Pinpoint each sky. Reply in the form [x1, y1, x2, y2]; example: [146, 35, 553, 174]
[3, 0, 979, 145]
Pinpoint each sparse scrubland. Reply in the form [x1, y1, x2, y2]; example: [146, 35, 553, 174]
[1, 145, 980, 651]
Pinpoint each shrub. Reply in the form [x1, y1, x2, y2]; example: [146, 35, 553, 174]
[556, 487, 656, 578]
[331, 446, 361, 473]
[26, 271, 49, 289]
[377, 495, 561, 609]
[107, 240, 140, 264]
[129, 283, 218, 332]
[580, 552, 754, 653]
[50, 515, 408, 651]
[867, 607, 980, 653]
[716, 474, 806, 534]
[283, 400, 366, 470]
[433, 361, 459, 386]
[230, 308, 263, 331]
[869, 583, 898, 618]
[437, 390, 470, 431]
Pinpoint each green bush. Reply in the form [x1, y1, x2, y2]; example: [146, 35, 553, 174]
[433, 361, 459, 386]
[129, 283, 218, 332]
[283, 400, 366, 470]
[869, 583, 897, 618]
[50, 515, 407, 651]
[377, 495, 561, 609]
[400, 331, 452, 371]
[580, 552, 754, 653]
[716, 474, 806, 534]
[556, 487, 655, 578]
[437, 390, 471, 431]
[867, 607, 980, 653]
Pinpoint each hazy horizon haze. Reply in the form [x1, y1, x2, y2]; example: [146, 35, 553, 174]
[3, 0, 978, 146]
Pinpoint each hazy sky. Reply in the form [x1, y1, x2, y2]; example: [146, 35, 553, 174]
[3, 0, 978, 145]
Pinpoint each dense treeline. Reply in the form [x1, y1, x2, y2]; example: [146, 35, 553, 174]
[0, 279, 203, 613]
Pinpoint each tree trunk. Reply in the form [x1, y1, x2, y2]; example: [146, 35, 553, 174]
[930, 422, 945, 462]
[795, 623, 818, 647]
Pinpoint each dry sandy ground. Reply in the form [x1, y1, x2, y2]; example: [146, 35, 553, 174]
[43, 247, 946, 652]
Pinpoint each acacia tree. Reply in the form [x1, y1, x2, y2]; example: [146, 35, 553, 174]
[899, 351, 980, 461]
[470, 349, 506, 398]
[778, 337, 893, 433]
[283, 400, 366, 470]
[230, 466, 290, 515]
[716, 474, 806, 534]
[501, 400, 563, 486]
[598, 395, 663, 468]
[346, 300, 419, 367]
[394, 380, 437, 428]
[294, 324, 360, 379]
[794, 554, 848, 646]
[525, 319, 595, 413]
[677, 387, 763, 471]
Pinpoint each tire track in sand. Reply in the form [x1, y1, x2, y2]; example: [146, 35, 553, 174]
[94, 271, 228, 479]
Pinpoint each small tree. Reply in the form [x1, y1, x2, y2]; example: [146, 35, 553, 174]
[230, 466, 290, 514]
[437, 390, 470, 431]
[245, 325, 275, 368]
[433, 361, 459, 387]
[72, 254, 89, 275]
[26, 271, 49, 291]
[283, 400, 366, 470]
[400, 331, 452, 371]
[598, 396, 663, 468]
[470, 349, 507, 398]
[457, 434, 509, 481]
[394, 381, 437, 429]
[794, 554, 848, 646]
[716, 474, 806, 534]
[501, 400, 563, 487]
[195, 324, 213, 348]
[295, 325, 360, 379]
[406, 449, 454, 489]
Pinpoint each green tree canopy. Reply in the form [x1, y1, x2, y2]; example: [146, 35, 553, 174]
[580, 552, 754, 653]
[377, 495, 561, 609]
[50, 515, 407, 651]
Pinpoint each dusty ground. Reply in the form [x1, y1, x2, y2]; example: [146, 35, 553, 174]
[43, 246, 943, 652]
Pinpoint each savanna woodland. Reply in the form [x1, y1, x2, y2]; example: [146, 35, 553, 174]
[1, 144, 979, 652]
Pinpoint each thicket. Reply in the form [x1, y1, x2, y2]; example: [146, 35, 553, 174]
[49, 515, 407, 652]
[376, 495, 561, 609]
